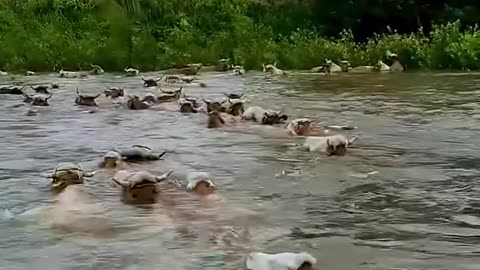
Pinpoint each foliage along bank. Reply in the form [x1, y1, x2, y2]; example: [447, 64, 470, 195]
[0, 0, 479, 72]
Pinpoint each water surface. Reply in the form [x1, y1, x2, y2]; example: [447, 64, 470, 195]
[1, 71, 480, 270]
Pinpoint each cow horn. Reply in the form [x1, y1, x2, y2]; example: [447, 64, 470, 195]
[155, 170, 174, 182]
[110, 177, 129, 188]
[132, 144, 152, 151]
[156, 151, 167, 159]
[349, 136, 359, 145]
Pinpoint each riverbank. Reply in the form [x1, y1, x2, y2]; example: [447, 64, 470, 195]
[0, 0, 478, 72]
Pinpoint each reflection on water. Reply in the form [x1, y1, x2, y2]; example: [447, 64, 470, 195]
[1, 71, 480, 270]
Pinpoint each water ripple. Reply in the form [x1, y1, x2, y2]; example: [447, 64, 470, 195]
[1, 71, 480, 269]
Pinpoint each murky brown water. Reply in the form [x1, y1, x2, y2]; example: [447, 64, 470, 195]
[1, 71, 480, 270]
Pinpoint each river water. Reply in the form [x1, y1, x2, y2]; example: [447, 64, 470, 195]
[1, 71, 480, 270]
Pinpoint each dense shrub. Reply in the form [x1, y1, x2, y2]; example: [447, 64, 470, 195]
[0, 0, 479, 72]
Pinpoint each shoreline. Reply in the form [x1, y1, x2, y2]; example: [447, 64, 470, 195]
[1, 69, 480, 76]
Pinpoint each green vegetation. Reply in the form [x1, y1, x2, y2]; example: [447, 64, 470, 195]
[0, 0, 479, 72]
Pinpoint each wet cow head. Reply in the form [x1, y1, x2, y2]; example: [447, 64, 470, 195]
[186, 172, 216, 196]
[142, 76, 163, 87]
[75, 88, 100, 106]
[101, 151, 124, 168]
[207, 110, 225, 128]
[90, 64, 104, 75]
[179, 100, 197, 113]
[104, 87, 124, 99]
[127, 95, 150, 110]
[111, 170, 173, 204]
[226, 99, 245, 116]
[27, 93, 53, 106]
[157, 87, 183, 102]
[325, 135, 358, 156]
[286, 118, 313, 136]
[339, 60, 352, 72]
[50, 163, 95, 191]
[203, 98, 226, 114]
[261, 110, 288, 125]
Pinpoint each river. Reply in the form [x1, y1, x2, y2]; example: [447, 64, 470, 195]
[1, 71, 480, 270]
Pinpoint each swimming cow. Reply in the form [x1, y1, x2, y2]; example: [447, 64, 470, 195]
[0, 85, 25, 95]
[163, 75, 182, 84]
[262, 63, 286, 76]
[89, 64, 104, 75]
[203, 98, 227, 114]
[142, 77, 163, 87]
[126, 95, 152, 110]
[186, 172, 216, 196]
[215, 58, 232, 72]
[324, 59, 342, 73]
[242, 106, 288, 125]
[75, 88, 101, 106]
[99, 151, 128, 169]
[110, 170, 174, 204]
[23, 93, 53, 106]
[157, 87, 183, 103]
[286, 118, 314, 136]
[46, 163, 116, 236]
[233, 65, 245, 76]
[141, 93, 158, 105]
[178, 63, 203, 76]
[49, 163, 96, 190]
[112, 145, 167, 162]
[124, 67, 140, 77]
[246, 252, 317, 270]
[206, 110, 239, 128]
[104, 87, 124, 99]
[221, 97, 245, 116]
[30, 85, 50, 94]
[181, 76, 195, 83]
[374, 60, 391, 72]
[303, 134, 358, 156]
[59, 69, 88, 79]
[179, 98, 199, 113]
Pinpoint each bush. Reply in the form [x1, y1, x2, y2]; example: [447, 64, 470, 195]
[0, 0, 479, 72]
